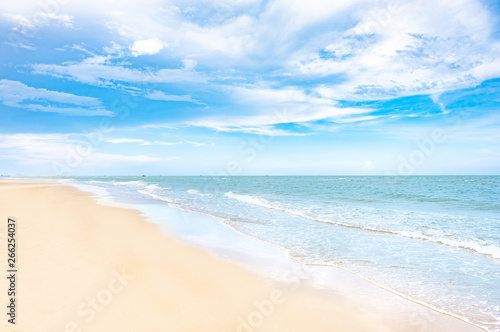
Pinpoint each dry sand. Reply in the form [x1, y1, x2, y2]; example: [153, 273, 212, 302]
[0, 182, 486, 332]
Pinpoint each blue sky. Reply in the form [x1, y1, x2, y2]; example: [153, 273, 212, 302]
[0, 0, 499, 175]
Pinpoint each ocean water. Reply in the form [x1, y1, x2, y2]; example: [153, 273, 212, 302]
[65, 176, 499, 331]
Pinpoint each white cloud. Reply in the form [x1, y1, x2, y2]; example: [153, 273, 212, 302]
[188, 107, 371, 135]
[334, 115, 381, 123]
[60, 44, 97, 56]
[260, 0, 360, 37]
[0, 134, 163, 170]
[187, 85, 374, 134]
[130, 38, 164, 56]
[86, 153, 161, 164]
[363, 160, 375, 170]
[0, 134, 69, 162]
[4, 0, 500, 134]
[3, 12, 72, 50]
[210, 125, 310, 136]
[145, 90, 204, 104]
[32, 55, 207, 86]
[181, 59, 197, 70]
[0, 79, 113, 116]
[63, 0, 493, 102]
[5, 12, 73, 31]
[103, 41, 125, 56]
[5, 0, 500, 101]
[103, 136, 211, 147]
[4, 41, 36, 50]
[105, 138, 182, 146]
[105, 138, 145, 144]
[142, 141, 182, 146]
[231, 85, 334, 106]
[290, 0, 500, 100]
[184, 140, 209, 147]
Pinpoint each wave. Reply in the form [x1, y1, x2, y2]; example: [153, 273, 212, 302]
[112, 180, 147, 186]
[138, 190, 173, 203]
[187, 189, 212, 197]
[224, 191, 278, 209]
[145, 184, 167, 190]
[396, 231, 500, 259]
[138, 185, 173, 203]
[224, 191, 500, 259]
[57, 179, 75, 183]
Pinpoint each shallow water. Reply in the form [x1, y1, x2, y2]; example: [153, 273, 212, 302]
[63, 176, 500, 331]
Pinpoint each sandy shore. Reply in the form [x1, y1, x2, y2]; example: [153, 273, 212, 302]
[0, 182, 486, 332]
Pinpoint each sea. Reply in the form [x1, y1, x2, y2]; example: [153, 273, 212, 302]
[61, 175, 499, 331]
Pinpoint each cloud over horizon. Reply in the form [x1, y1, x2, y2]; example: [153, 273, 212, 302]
[0, 0, 499, 174]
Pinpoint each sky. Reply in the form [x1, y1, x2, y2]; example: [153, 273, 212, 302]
[0, 0, 499, 176]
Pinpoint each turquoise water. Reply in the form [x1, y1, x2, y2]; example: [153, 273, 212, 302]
[66, 176, 500, 331]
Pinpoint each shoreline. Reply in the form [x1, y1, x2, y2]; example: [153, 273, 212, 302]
[71, 179, 491, 332]
[0, 179, 488, 331]
[70, 180, 490, 332]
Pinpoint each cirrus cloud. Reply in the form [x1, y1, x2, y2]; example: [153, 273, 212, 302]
[0, 79, 113, 116]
